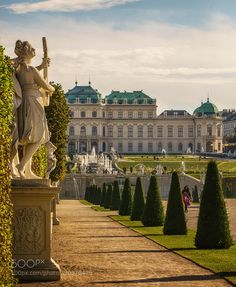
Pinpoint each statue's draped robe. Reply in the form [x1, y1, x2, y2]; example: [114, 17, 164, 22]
[15, 64, 52, 146]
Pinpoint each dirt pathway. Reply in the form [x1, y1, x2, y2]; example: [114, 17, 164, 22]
[19, 200, 232, 287]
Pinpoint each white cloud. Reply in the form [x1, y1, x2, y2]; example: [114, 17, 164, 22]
[4, 0, 139, 14]
[1, 13, 236, 111]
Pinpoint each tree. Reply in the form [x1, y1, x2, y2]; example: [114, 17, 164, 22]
[95, 187, 102, 205]
[110, 180, 121, 210]
[142, 175, 164, 226]
[163, 172, 187, 235]
[195, 161, 232, 249]
[45, 83, 70, 182]
[100, 183, 106, 207]
[131, 177, 145, 221]
[119, 178, 132, 216]
[104, 184, 112, 209]
[0, 46, 16, 286]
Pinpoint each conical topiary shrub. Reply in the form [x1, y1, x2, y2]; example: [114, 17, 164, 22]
[84, 186, 89, 201]
[192, 185, 199, 203]
[104, 184, 112, 209]
[95, 187, 102, 205]
[195, 161, 232, 249]
[119, 178, 132, 216]
[142, 175, 164, 226]
[91, 185, 97, 204]
[163, 172, 187, 235]
[131, 177, 145, 221]
[110, 180, 121, 210]
[100, 183, 106, 207]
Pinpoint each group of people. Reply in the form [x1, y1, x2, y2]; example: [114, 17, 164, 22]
[182, 185, 191, 212]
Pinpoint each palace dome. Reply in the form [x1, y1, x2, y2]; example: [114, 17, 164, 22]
[193, 98, 219, 116]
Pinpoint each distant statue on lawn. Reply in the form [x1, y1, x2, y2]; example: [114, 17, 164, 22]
[11, 39, 55, 179]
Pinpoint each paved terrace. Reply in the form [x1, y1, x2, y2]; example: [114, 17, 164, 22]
[19, 199, 235, 287]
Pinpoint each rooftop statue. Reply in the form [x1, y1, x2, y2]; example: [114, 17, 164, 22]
[11, 39, 56, 179]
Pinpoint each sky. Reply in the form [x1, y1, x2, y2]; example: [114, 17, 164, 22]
[1, 0, 236, 113]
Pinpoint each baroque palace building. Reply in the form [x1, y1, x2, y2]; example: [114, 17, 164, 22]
[66, 82, 223, 154]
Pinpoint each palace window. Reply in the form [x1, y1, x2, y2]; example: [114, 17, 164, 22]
[108, 126, 113, 137]
[118, 111, 123, 119]
[207, 125, 212, 136]
[118, 126, 123, 137]
[197, 142, 201, 152]
[138, 111, 143, 119]
[70, 111, 74, 118]
[92, 111, 97, 118]
[178, 142, 183, 152]
[128, 142, 133, 152]
[108, 112, 113, 119]
[103, 126, 106, 137]
[138, 126, 143, 137]
[81, 111, 86, 118]
[148, 142, 153, 152]
[157, 142, 162, 152]
[148, 111, 153, 119]
[168, 142, 172, 152]
[80, 126, 86, 136]
[69, 126, 75, 136]
[128, 111, 133, 119]
[197, 125, 201, 137]
[118, 142, 123, 152]
[188, 127, 194, 137]
[138, 142, 143, 152]
[217, 125, 221, 137]
[157, 126, 163, 138]
[128, 126, 133, 138]
[148, 126, 153, 138]
[92, 126, 97, 136]
[178, 127, 183, 137]
[168, 126, 173, 138]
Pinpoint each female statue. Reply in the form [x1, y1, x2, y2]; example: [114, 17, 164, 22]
[12, 40, 55, 179]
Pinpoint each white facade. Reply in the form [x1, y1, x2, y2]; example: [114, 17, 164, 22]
[67, 86, 223, 154]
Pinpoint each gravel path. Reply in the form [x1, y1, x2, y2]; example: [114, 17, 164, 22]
[19, 200, 233, 287]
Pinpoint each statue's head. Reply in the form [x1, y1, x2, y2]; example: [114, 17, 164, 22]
[14, 40, 36, 60]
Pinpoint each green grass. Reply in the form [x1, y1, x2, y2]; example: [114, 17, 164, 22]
[91, 206, 112, 212]
[80, 200, 115, 212]
[79, 200, 92, 205]
[118, 156, 236, 177]
[110, 215, 236, 285]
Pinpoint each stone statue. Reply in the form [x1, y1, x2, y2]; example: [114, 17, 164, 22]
[11, 39, 55, 179]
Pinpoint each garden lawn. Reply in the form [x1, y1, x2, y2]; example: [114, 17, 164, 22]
[111, 215, 236, 286]
[80, 200, 111, 211]
[118, 156, 236, 175]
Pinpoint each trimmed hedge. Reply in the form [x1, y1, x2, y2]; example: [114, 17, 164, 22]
[195, 161, 232, 249]
[0, 46, 16, 286]
[163, 172, 187, 235]
[110, 181, 120, 210]
[142, 175, 164, 226]
[119, 178, 132, 216]
[131, 177, 145, 221]
[45, 83, 70, 182]
[104, 184, 112, 209]
[100, 183, 106, 207]
[32, 144, 47, 177]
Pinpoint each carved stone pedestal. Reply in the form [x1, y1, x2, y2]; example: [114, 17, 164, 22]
[11, 180, 61, 282]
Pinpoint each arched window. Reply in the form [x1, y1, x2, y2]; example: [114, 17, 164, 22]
[69, 126, 74, 136]
[217, 125, 221, 137]
[207, 125, 212, 136]
[178, 142, 183, 152]
[92, 126, 97, 136]
[168, 142, 172, 152]
[103, 126, 106, 137]
[80, 126, 86, 136]
[188, 142, 193, 151]
[158, 142, 162, 152]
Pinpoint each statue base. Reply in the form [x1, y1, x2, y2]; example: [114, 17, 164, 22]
[11, 180, 61, 282]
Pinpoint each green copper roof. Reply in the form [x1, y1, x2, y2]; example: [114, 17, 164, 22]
[193, 98, 219, 116]
[65, 83, 100, 104]
[105, 90, 154, 104]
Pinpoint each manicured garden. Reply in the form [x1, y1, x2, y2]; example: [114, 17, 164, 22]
[81, 160, 236, 285]
[117, 155, 236, 177]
